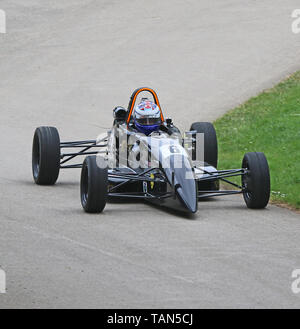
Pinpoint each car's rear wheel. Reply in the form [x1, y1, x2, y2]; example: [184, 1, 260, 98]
[32, 126, 60, 185]
[242, 152, 270, 209]
[190, 122, 218, 193]
[80, 156, 108, 213]
[190, 122, 218, 168]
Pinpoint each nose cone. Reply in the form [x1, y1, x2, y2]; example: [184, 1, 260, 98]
[158, 142, 198, 213]
[174, 171, 198, 213]
[164, 162, 198, 213]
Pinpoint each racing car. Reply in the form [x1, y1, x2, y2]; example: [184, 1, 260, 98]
[32, 87, 270, 214]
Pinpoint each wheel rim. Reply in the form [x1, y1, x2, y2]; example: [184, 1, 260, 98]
[81, 164, 89, 206]
[32, 134, 40, 179]
[242, 160, 251, 200]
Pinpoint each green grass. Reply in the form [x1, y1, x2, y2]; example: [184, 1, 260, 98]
[214, 71, 300, 209]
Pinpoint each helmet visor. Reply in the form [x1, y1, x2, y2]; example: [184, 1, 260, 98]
[136, 117, 161, 126]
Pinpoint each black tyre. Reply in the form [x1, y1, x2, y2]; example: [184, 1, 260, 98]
[190, 122, 218, 168]
[242, 152, 270, 209]
[80, 156, 108, 213]
[32, 126, 60, 185]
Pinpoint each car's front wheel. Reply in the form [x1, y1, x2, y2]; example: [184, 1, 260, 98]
[242, 152, 270, 209]
[80, 155, 108, 213]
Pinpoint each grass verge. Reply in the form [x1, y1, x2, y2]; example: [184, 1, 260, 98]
[214, 71, 300, 209]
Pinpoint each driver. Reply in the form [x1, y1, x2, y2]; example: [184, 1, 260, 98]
[134, 98, 162, 135]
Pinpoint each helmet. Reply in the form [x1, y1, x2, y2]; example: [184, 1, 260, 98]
[134, 99, 162, 135]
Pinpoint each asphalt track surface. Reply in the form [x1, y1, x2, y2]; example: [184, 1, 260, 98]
[0, 0, 300, 308]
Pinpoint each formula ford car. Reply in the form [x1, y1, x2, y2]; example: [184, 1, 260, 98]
[32, 87, 270, 214]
